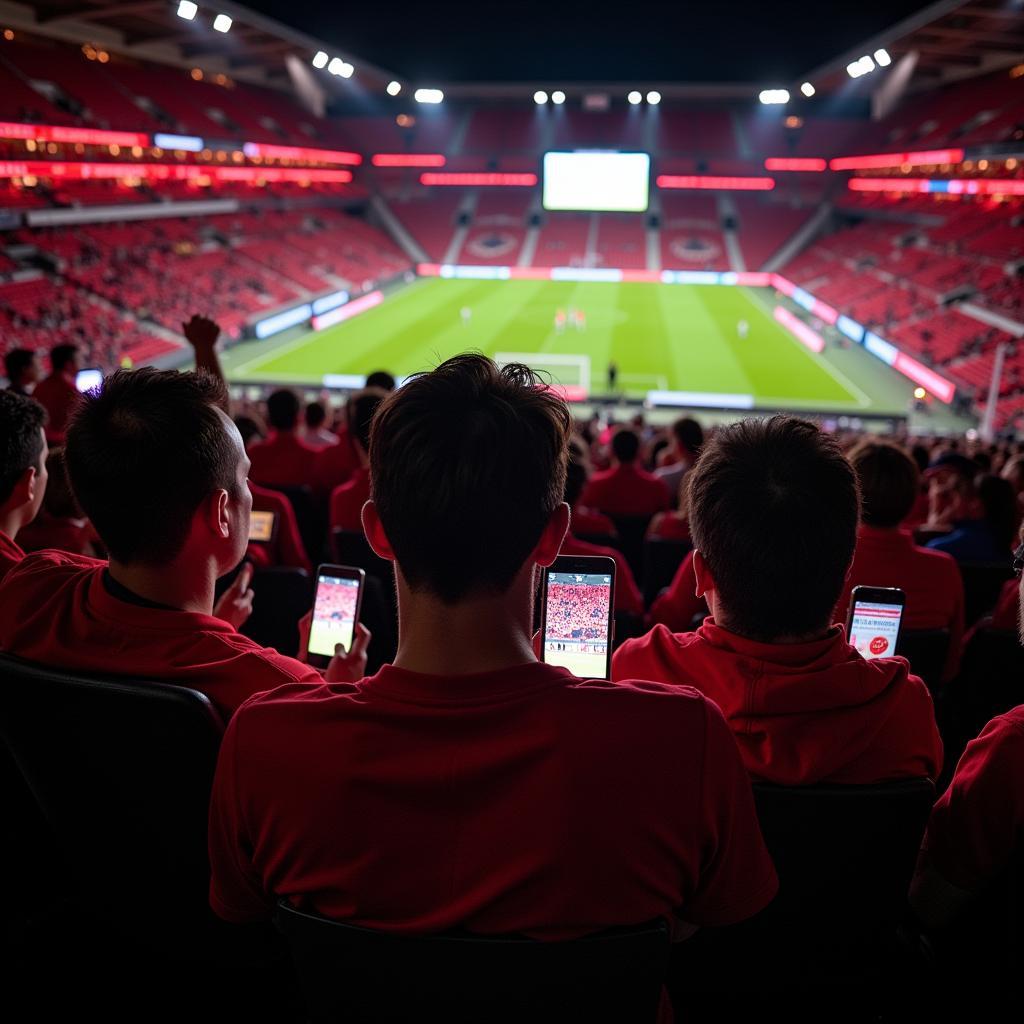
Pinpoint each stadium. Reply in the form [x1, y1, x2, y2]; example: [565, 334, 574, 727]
[1, 0, 1024, 1020]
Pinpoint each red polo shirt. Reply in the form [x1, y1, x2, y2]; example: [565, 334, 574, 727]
[560, 534, 644, 617]
[612, 620, 942, 785]
[16, 514, 98, 557]
[919, 705, 1024, 891]
[836, 525, 965, 681]
[248, 431, 320, 490]
[582, 463, 671, 519]
[33, 372, 79, 444]
[570, 505, 616, 539]
[247, 483, 310, 572]
[329, 467, 371, 533]
[647, 513, 691, 543]
[649, 550, 705, 632]
[209, 662, 777, 936]
[0, 550, 321, 717]
[0, 529, 25, 581]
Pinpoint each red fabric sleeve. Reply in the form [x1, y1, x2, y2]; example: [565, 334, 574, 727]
[649, 551, 705, 632]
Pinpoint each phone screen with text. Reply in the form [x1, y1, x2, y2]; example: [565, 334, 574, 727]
[849, 601, 903, 660]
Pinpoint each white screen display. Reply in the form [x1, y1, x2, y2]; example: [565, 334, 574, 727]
[542, 151, 650, 213]
[848, 601, 903, 660]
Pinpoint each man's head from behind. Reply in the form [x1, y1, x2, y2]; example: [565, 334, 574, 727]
[366, 354, 571, 604]
[671, 417, 704, 461]
[848, 440, 919, 529]
[0, 390, 48, 536]
[66, 368, 250, 570]
[50, 344, 81, 377]
[688, 416, 859, 643]
[266, 388, 301, 431]
[611, 428, 640, 465]
[5, 348, 41, 390]
[348, 388, 387, 460]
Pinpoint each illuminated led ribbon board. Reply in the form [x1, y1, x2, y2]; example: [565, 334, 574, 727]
[0, 161, 352, 183]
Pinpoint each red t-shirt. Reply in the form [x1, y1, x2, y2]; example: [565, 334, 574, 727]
[836, 525, 965, 681]
[560, 533, 644, 617]
[0, 550, 321, 717]
[990, 578, 1017, 632]
[33, 372, 79, 444]
[649, 550, 706, 632]
[920, 705, 1024, 891]
[646, 513, 691, 544]
[329, 467, 371, 533]
[248, 431, 320, 490]
[209, 662, 778, 936]
[612, 620, 942, 785]
[582, 464, 671, 519]
[0, 529, 25, 582]
[570, 506, 616, 539]
[314, 425, 358, 495]
[247, 483, 310, 572]
[16, 514, 98, 557]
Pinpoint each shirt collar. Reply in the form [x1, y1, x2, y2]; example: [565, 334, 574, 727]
[697, 618, 847, 668]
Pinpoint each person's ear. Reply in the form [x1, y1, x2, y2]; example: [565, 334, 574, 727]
[534, 502, 570, 567]
[692, 550, 714, 599]
[16, 466, 37, 507]
[207, 489, 231, 540]
[361, 500, 395, 561]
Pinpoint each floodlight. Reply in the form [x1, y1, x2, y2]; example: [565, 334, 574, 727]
[312, 51, 328, 69]
[213, 13, 231, 32]
[646, 90, 661, 105]
[758, 89, 789, 105]
[414, 88, 444, 104]
[627, 90, 642, 105]
[328, 57, 343, 75]
[177, 1, 198, 20]
[534, 90, 548, 104]
[800, 81, 815, 97]
[339, 61, 354, 78]
[387, 80, 402, 96]
[874, 48, 892, 67]
[551, 90, 565, 104]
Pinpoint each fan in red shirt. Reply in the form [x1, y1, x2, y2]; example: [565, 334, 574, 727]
[613, 416, 942, 786]
[247, 388, 320, 489]
[209, 354, 777, 964]
[329, 389, 387, 533]
[837, 440, 965, 682]
[246, 482, 311, 573]
[582, 428, 671, 519]
[0, 318, 367, 718]
[0, 389, 49, 580]
[32, 344, 82, 445]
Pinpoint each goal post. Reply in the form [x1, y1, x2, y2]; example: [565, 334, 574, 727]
[493, 352, 592, 394]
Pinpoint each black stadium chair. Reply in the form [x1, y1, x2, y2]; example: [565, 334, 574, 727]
[642, 538, 692, 607]
[958, 561, 1013, 627]
[608, 515, 654, 582]
[896, 628, 950, 696]
[269, 483, 326, 565]
[331, 527, 394, 591]
[241, 566, 314, 657]
[274, 899, 670, 1024]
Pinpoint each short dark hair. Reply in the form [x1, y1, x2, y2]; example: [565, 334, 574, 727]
[348, 389, 385, 454]
[266, 389, 300, 431]
[672, 417, 704, 457]
[50, 344, 79, 373]
[371, 354, 571, 603]
[66, 368, 238, 564]
[0, 390, 46, 506]
[365, 370, 396, 392]
[611, 429, 640, 464]
[848, 440, 919, 528]
[304, 401, 327, 430]
[688, 416, 859, 642]
[4, 348, 36, 384]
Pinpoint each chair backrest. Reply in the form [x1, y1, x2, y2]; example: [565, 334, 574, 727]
[959, 562, 1014, 627]
[608, 515, 654, 581]
[274, 900, 670, 1024]
[241, 566, 313, 657]
[896, 628, 950, 695]
[0, 653, 224, 946]
[642, 538, 692, 606]
[331, 527, 394, 591]
[270, 483, 325, 564]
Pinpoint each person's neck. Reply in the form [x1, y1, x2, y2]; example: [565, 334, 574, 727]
[107, 556, 217, 615]
[0, 505, 26, 541]
[392, 571, 537, 676]
[712, 604, 831, 646]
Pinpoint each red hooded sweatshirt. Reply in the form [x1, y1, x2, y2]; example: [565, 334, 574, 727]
[611, 619, 942, 785]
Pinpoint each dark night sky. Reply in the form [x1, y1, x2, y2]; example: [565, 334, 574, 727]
[243, 0, 930, 82]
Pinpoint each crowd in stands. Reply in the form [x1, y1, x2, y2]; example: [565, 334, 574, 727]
[545, 581, 609, 641]
[5, 329, 1024, 1017]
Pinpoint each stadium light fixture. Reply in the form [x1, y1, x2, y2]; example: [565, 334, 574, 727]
[646, 90, 661, 105]
[386, 80, 402, 96]
[758, 89, 790, 105]
[328, 57, 353, 78]
[551, 90, 565, 105]
[339, 61, 354, 78]
[847, 55, 876, 78]
[177, 1, 198, 20]
[627, 90, 642, 105]
[414, 88, 444, 104]
[213, 13, 232, 33]
[312, 51, 328, 69]
[874, 48, 892, 67]
[800, 81, 815, 97]
[534, 90, 548, 104]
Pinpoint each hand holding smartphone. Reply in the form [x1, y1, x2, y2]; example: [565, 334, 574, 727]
[540, 555, 616, 679]
[307, 564, 365, 669]
[846, 586, 905, 660]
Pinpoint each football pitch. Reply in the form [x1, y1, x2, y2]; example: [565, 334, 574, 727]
[221, 277, 945, 419]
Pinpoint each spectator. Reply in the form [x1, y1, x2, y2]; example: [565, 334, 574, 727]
[647, 475, 693, 543]
[209, 354, 777, 955]
[927, 465, 1016, 563]
[0, 367, 365, 718]
[581, 428, 671, 519]
[564, 438, 616, 539]
[0, 389, 48, 579]
[329, 389, 386, 533]
[17, 447, 99, 558]
[559, 449, 643, 617]
[33, 343, 82, 444]
[838, 440, 964, 682]
[247, 482, 311, 573]
[303, 401, 339, 450]
[365, 370, 396, 392]
[613, 416, 942, 785]
[248, 388, 320, 489]
[4, 348, 41, 396]
[654, 416, 704, 501]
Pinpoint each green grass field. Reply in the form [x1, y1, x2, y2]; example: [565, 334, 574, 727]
[220, 278, 964, 423]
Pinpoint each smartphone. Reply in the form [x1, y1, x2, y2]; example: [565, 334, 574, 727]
[847, 586, 905, 660]
[307, 564, 365, 668]
[541, 555, 616, 679]
[75, 368, 103, 393]
[248, 509, 277, 544]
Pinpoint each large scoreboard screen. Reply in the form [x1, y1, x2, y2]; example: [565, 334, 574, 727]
[542, 151, 650, 213]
